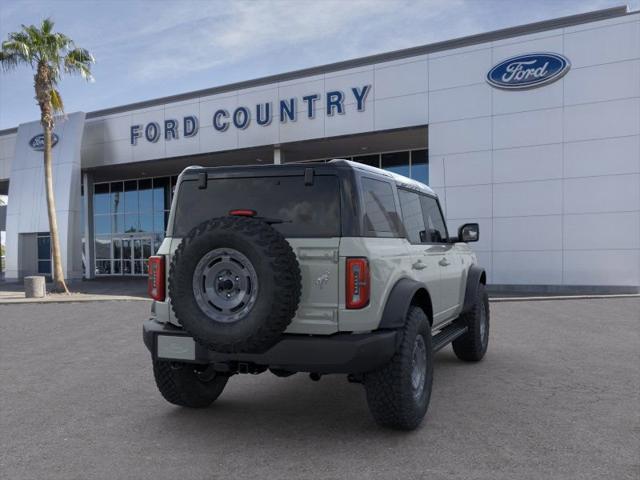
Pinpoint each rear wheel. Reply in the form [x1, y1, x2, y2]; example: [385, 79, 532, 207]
[452, 283, 489, 362]
[363, 306, 433, 430]
[153, 361, 229, 408]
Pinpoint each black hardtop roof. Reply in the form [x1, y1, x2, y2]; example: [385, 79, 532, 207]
[179, 159, 436, 196]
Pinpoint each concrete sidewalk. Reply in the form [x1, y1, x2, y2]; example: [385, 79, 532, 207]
[0, 277, 149, 304]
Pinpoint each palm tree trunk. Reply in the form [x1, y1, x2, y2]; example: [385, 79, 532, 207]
[43, 123, 69, 294]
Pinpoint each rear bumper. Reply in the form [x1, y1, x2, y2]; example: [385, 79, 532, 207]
[143, 318, 397, 374]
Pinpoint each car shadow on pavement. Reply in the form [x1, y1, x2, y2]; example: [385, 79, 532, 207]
[147, 353, 474, 441]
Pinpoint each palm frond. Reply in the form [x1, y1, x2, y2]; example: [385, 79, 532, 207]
[50, 88, 64, 113]
[64, 47, 94, 81]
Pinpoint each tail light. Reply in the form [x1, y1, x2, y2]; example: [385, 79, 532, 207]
[148, 255, 165, 301]
[346, 257, 369, 309]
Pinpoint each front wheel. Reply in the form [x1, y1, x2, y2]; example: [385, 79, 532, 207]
[363, 306, 433, 430]
[452, 283, 489, 362]
[152, 361, 229, 408]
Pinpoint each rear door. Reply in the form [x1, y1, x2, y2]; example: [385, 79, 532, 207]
[397, 188, 446, 322]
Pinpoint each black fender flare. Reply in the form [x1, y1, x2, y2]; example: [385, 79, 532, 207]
[378, 278, 432, 330]
[461, 265, 486, 314]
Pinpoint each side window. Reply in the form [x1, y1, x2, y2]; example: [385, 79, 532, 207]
[361, 177, 402, 236]
[398, 189, 427, 244]
[420, 195, 448, 243]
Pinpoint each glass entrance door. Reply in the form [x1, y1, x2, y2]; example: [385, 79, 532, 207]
[112, 236, 152, 276]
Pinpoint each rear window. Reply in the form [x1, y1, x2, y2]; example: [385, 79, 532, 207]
[172, 175, 341, 237]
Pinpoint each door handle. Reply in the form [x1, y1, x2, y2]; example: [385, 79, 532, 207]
[412, 260, 427, 270]
[438, 257, 450, 267]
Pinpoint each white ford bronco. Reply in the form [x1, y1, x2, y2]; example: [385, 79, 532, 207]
[143, 159, 489, 430]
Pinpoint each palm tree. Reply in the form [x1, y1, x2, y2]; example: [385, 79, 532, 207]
[0, 18, 94, 293]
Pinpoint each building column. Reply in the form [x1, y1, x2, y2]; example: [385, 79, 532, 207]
[83, 172, 95, 279]
[273, 146, 282, 165]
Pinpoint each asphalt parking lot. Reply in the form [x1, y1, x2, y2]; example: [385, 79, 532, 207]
[1, 298, 638, 480]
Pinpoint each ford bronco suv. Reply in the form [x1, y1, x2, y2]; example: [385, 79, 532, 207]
[143, 159, 489, 430]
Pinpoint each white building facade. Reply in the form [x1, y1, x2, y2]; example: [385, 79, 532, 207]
[0, 6, 638, 292]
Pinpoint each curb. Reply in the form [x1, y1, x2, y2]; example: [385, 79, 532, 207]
[489, 293, 640, 303]
[0, 296, 150, 305]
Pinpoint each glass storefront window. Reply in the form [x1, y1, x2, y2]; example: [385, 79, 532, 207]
[139, 179, 153, 212]
[94, 175, 173, 275]
[382, 151, 410, 178]
[352, 154, 380, 168]
[124, 180, 138, 213]
[411, 149, 428, 185]
[94, 183, 110, 214]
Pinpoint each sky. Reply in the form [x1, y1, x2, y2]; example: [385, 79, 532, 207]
[0, 0, 636, 130]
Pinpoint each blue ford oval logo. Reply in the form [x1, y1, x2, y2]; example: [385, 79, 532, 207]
[29, 133, 59, 151]
[487, 53, 570, 90]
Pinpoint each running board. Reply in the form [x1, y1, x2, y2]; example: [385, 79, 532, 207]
[432, 324, 468, 352]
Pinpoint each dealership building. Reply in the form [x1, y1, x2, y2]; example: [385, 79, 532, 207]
[0, 5, 639, 292]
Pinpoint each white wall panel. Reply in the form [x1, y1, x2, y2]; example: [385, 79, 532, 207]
[428, 48, 492, 90]
[199, 124, 238, 153]
[563, 212, 640, 250]
[564, 98, 640, 142]
[103, 139, 132, 165]
[493, 108, 563, 149]
[493, 215, 562, 251]
[491, 33, 563, 60]
[444, 184, 492, 219]
[564, 20, 640, 68]
[373, 93, 428, 131]
[493, 251, 563, 284]
[325, 103, 374, 138]
[564, 135, 640, 178]
[563, 250, 640, 286]
[428, 84, 491, 123]
[563, 174, 640, 214]
[441, 150, 492, 186]
[279, 113, 325, 144]
[564, 60, 640, 106]
[324, 69, 374, 107]
[374, 60, 427, 100]
[492, 80, 563, 115]
[493, 180, 562, 217]
[429, 116, 491, 155]
[493, 143, 562, 183]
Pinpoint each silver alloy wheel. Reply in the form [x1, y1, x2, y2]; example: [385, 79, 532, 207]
[479, 301, 488, 349]
[411, 335, 427, 401]
[192, 248, 259, 323]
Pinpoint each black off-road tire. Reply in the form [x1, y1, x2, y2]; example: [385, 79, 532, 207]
[452, 283, 489, 362]
[153, 361, 229, 408]
[169, 216, 301, 353]
[363, 306, 433, 430]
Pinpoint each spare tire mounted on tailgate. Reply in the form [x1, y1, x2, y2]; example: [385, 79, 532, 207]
[169, 216, 301, 353]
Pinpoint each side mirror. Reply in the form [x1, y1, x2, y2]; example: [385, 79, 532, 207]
[458, 223, 479, 243]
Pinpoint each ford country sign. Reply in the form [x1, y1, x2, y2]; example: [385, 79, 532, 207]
[487, 53, 570, 90]
[29, 133, 59, 151]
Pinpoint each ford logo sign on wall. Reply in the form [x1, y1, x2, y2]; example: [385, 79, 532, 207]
[487, 53, 570, 90]
[29, 133, 59, 151]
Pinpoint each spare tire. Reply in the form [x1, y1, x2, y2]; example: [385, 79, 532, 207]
[169, 216, 301, 353]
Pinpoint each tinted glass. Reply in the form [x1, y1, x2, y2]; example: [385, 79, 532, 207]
[94, 183, 110, 214]
[37, 235, 51, 260]
[153, 177, 171, 211]
[124, 180, 138, 213]
[411, 149, 429, 185]
[95, 237, 111, 259]
[38, 260, 51, 274]
[111, 182, 123, 215]
[420, 195, 448, 243]
[139, 179, 153, 212]
[382, 151, 410, 178]
[94, 215, 111, 235]
[361, 177, 402, 236]
[398, 189, 426, 244]
[174, 175, 341, 238]
[352, 154, 380, 168]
